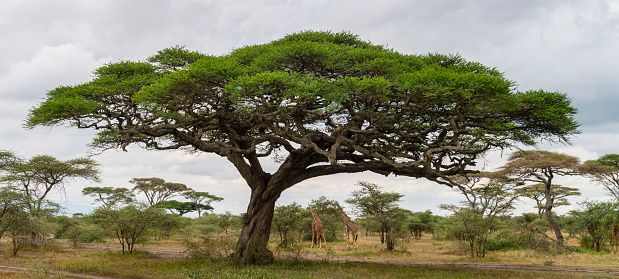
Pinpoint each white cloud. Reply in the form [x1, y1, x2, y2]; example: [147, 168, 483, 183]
[1, 0, 618, 217]
[0, 44, 108, 101]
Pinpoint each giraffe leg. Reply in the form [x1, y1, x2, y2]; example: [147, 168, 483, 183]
[323, 232, 327, 248]
[345, 230, 350, 248]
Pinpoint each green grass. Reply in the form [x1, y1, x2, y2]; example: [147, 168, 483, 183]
[1, 234, 616, 278]
[48, 253, 593, 279]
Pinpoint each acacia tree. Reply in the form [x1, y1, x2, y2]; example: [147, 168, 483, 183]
[93, 204, 165, 254]
[581, 154, 619, 200]
[442, 175, 519, 257]
[0, 153, 100, 217]
[516, 184, 581, 218]
[82, 186, 135, 209]
[25, 31, 579, 264]
[346, 181, 406, 250]
[494, 150, 581, 245]
[182, 190, 223, 217]
[130, 178, 189, 207]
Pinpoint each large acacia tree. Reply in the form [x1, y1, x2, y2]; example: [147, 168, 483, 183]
[26, 31, 578, 264]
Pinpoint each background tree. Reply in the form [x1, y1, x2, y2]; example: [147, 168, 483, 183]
[407, 210, 435, 240]
[0, 153, 100, 217]
[182, 190, 223, 217]
[82, 186, 135, 209]
[216, 211, 240, 236]
[441, 175, 519, 257]
[53, 215, 106, 247]
[130, 178, 189, 207]
[272, 202, 306, 248]
[494, 150, 582, 245]
[346, 181, 405, 250]
[157, 200, 197, 216]
[569, 200, 616, 252]
[26, 31, 580, 264]
[0, 186, 29, 240]
[581, 154, 619, 200]
[93, 204, 166, 254]
[307, 196, 341, 242]
[516, 184, 581, 218]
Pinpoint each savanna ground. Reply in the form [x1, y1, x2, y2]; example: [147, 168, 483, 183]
[2, 233, 619, 278]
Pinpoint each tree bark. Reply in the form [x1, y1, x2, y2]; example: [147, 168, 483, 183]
[230, 188, 280, 265]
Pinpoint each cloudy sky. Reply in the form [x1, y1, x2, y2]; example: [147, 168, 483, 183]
[1, 0, 618, 217]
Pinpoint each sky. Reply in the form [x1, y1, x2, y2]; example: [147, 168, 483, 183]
[1, 0, 618, 217]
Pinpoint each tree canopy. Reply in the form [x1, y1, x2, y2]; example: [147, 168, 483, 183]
[581, 154, 619, 200]
[25, 31, 579, 265]
[129, 178, 189, 207]
[0, 151, 100, 216]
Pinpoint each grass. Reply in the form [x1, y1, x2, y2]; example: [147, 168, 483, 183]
[0, 234, 617, 278]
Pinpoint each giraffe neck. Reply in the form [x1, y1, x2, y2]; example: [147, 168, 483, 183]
[334, 203, 349, 220]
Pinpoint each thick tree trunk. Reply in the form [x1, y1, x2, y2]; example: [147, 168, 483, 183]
[231, 190, 279, 265]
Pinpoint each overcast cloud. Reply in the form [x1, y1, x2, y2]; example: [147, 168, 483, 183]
[1, 0, 618, 217]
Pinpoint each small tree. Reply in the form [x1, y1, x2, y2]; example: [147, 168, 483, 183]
[272, 202, 305, 248]
[1, 153, 100, 217]
[346, 181, 405, 250]
[158, 200, 197, 216]
[441, 175, 519, 257]
[407, 210, 435, 240]
[93, 204, 165, 254]
[495, 150, 582, 245]
[130, 178, 189, 207]
[0, 187, 29, 240]
[307, 196, 341, 241]
[182, 190, 223, 217]
[570, 200, 616, 252]
[516, 184, 581, 218]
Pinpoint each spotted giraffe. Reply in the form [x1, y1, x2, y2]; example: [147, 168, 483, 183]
[308, 208, 326, 248]
[334, 201, 358, 248]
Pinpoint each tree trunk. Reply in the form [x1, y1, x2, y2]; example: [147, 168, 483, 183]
[231, 190, 279, 265]
[544, 184, 564, 245]
[385, 234, 395, 251]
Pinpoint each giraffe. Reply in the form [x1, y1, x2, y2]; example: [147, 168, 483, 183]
[308, 208, 326, 248]
[334, 201, 358, 248]
[611, 224, 619, 254]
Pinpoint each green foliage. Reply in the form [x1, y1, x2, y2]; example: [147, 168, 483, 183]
[157, 200, 199, 216]
[182, 190, 223, 217]
[441, 176, 518, 257]
[0, 152, 100, 217]
[92, 204, 166, 254]
[272, 202, 306, 248]
[129, 177, 190, 207]
[82, 186, 134, 209]
[307, 196, 341, 242]
[346, 181, 406, 250]
[54, 216, 106, 245]
[407, 210, 435, 239]
[569, 200, 618, 252]
[582, 154, 619, 200]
